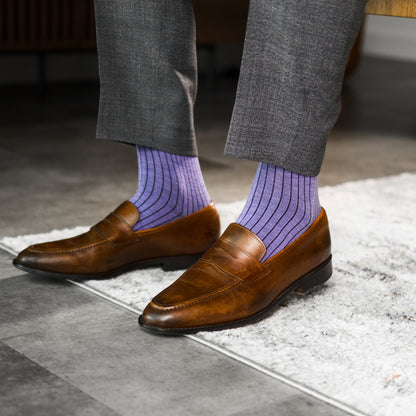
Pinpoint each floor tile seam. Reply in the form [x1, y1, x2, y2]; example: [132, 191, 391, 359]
[0, 339, 123, 416]
[0, 244, 15, 256]
[186, 335, 369, 416]
[2, 243, 367, 416]
[1, 331, 42, 344]
[69, 280, 368, 416]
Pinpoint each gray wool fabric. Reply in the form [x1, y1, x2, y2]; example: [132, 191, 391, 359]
[94, 0, 368, 175]
[94, 0, 198, 156]
[225, 0, 368, 176]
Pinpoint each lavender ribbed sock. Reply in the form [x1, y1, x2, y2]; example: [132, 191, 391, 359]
[130, 146, 211, 231]
[237, 163, 321, 262]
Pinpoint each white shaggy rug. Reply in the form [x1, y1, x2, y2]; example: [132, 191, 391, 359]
[2, 173, 416, 416]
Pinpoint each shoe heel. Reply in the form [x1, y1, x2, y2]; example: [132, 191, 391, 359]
[295, 255, 332, 295]
[161, 254, 202, 271]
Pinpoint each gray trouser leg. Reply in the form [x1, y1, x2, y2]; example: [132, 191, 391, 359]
[94, 0, 198, 156]
[224, 0, 368, 176]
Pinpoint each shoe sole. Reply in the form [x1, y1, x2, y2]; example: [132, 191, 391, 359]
[138, 255, 332, 336]
[12, 253, 203, 280]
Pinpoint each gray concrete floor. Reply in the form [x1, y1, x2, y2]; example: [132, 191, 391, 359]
[1, 56, 416, 415]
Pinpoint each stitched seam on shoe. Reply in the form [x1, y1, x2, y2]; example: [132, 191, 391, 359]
[239, 213, 326, 283]
[204, 257, 270, 284]
[133, 204, 214, 237]
[93, 221, 139, 246]
[112, 212, 138, 230]
[214, 247, 238, 260]
[151, 213, 326, 311]
[223, 223, 267, 254]
[151, 279, 242, 310]
[263, 208, 326, 266]
[153, 260, 242, 309]
[201, 259, 243, 283]
[153, 254, 272, 310]
[210, 241, 270, 279]
[28, 240, 109, 254]
[243, 268, 272, 284]
[94, 216, 124, 239]
[218, 238, 262, 261]
[92, 225, 110, 241]
[113, 211, 139, 227]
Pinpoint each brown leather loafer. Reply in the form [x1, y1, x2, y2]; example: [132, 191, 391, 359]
[139, 208, 332, 335]
[13, 201, 220, 279]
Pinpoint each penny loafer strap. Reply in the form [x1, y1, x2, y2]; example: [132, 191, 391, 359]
[92, 212, 140, 247]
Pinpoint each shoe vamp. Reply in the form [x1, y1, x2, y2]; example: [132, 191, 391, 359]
[30, 229, 103, 252]
[154, 260, 239, 306]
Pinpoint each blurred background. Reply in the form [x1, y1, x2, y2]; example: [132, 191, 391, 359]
[1, 0, 416, 237]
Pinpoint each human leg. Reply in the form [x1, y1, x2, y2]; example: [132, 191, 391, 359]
[140, 0, 368, 334]
[94, 0, 211, 229]
[236, 164, 321, 261]
[13, 0, 220, 278]
[129, 146, 210, 231]
[94, 0, 198, 155]
[229, 0, 368, 261]
[225, 0, 368, 176]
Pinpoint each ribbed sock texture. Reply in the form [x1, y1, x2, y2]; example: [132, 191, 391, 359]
[237, 163, 321, 262]
[130, 146, 211, 231]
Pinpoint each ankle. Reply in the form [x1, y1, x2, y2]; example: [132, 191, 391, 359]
[237, 163, 320, 261]
[130, 146, 210, 230]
